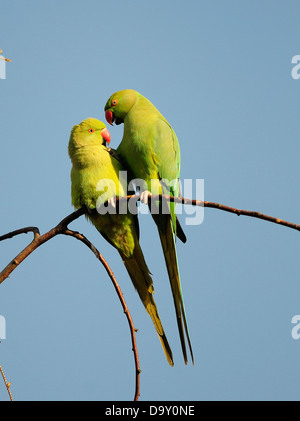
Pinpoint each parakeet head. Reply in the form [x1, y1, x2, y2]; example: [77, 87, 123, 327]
[104, 89, 138, 126]
[69, 118, 111, 148]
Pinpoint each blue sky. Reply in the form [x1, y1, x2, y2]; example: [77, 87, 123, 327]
[1, 0, 300, 401]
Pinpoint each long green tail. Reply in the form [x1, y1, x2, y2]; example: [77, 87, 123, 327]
[158, 219, 194, 365]
[121, 244, 174, 366]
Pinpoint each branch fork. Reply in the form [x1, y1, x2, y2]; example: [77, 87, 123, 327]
[0, 194, 299, 401]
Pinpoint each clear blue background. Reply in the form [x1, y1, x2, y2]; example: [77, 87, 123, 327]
[1, 0, 300, 401]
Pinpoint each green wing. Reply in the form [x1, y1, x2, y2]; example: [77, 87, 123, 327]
[154, 117, 181, 187]
[151, 116, 187, 242]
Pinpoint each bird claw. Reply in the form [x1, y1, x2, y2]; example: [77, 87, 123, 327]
[108, 196, 117, 208]
[140, 190, 152, 205]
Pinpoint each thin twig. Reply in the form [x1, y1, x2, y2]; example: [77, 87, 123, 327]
[0, 194, 298, 400]
[0, 56, 11, 62]
[116, 194, 300, 232]
[0, 364, 13, 401]
[0, 227, 40, 241]
[62, 229, 141, 401]
[0, 208, 86, 284]
[0, 207, 141, 401]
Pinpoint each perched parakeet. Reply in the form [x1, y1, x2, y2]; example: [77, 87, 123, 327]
[68, 117, 173, 366]
[104, 90, 193, 364]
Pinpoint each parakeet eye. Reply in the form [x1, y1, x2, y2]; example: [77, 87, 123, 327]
[88, 128, 95, 133]
[112, 99, 118, 106]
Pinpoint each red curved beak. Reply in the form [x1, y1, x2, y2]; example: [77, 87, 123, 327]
[100, 128, 111, 145]
[105, 109, 114, 126]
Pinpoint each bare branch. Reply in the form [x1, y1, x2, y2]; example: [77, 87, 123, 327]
[0, 207, 141, 401]
[0, 56, 11, 62]
[0, 208, 86, 284]
[62, 229, 141, 401]
[0, 192, 298, 401]
[201, 200, 300, 232]
[116, 194, 300, 232]
[0, 227, 40, 241]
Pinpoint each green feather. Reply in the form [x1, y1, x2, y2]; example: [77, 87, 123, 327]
[105, 90, 193, 364]
[68, 117, 173, 366]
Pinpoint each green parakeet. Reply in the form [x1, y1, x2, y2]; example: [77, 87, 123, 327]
[68, 117, 173, 366]
[104, 90, 193, 364]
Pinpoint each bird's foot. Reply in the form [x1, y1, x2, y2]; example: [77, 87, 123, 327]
[140, 190, 152, 205]
[108, 196, 117, 208]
